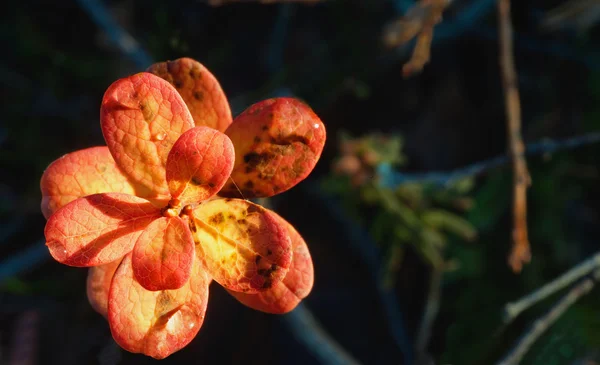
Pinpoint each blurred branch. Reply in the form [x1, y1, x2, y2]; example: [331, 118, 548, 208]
[8, 310, 39, 365]
[497, 269, 600, 365]
[415, 267, 443, 364]
[284, 303, 361, 365]
[266, 3, 294, 72]
[75, 0, 153, 69]
[540, 0, 600, 33]
[504, 251, 600, 324]
[0, 240, 49, 284]
[303, 183, 414, 364]
[377, 132, 600, 188]
[384, 0, 450, 76]
[208, 0, 321, 5]
[498, 0, 531, 273]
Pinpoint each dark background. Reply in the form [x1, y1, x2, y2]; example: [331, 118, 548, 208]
[2, 0, 600, 364]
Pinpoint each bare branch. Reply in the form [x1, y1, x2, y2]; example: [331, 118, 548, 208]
[498, 0, 531, 273]
[497, 270, 600, 365]
[504, 251, 600, 324]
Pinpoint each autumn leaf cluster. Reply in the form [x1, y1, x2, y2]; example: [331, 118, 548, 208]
[40, 58, 325, 359]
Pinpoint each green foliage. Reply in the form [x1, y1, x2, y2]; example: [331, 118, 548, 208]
[322, 132, 476, 285]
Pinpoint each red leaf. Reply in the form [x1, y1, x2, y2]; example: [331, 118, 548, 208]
[44, 193, 160, 266]
[190, 198, 292, 293]
[40, 147, 138, 219]
[166, 127, 234, 205]
[108, 253, 210, 359]
[86, 258, 122, 318]
[147, 58, 232, 132]
[132, 216, 195, 291]
[221, 98, 326, 198]
[100, 72, 195, 199]
[227, 212, 313, 313]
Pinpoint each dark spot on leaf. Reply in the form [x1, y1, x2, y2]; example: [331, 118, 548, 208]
[174, 79, 183, 88]
[255, 256, 261, 264]
[267, 249, 272, 256]
[193, 91, 204, 101]
[243, 152, 274, 171]
[209, 212, 225, 225]
[191, 177, 202, 186]
[244, 180, 254, 189]
[254, 136, 261, 143]
[238, 218, 247, 225]
[225, 198, 233, 202]
[228, 214, 236, 220]
[208, 182, 215, 188]
[261, 125, 268, 131]
[271, 134, 310, 146]
[262, 280, 272, 289]
[257, 269, 266, 275]
[247, 204, 261, 214]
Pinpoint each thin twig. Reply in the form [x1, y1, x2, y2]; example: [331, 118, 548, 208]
[402, 0, 448, 77]
[284, 303, 362, 365]
[377, 132, 600, 188]
[504, 251, 600, 324]
[497, 270, 600, 365]
[498, 0, 531, 273]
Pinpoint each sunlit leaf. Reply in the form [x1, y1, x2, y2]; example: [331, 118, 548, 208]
[108, 253, 210, 359]
[190, 198, 292, 293]
[220, 98, 326, 198]
[44, 193, 160, 266]
[132, 216, 195, 291]
[147, 58, 232, 132]
[166, 126, 234, 204]
[227, 212, 313, 313]
[86, 258, 122, 318]
[40, 147, 137, 219]
[100, 72, 195, 199]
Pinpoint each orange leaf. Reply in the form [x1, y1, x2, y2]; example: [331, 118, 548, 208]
[166, 126, 234, 205]
[44, 193, 160, 266]
[221, 98, 326, 198]
[86, 258, 122, 318]
[190, 198, 292, 293]
[100, 72, 195, 199]
[147, 58, 232, 132]
[227, 212, 313, 313]
[40, 147, 137, 219]
[108, 253, 210, 359]
[132, 216, 195, 291]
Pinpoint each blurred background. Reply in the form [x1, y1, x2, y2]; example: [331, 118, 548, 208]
[2, 0, 600, 364]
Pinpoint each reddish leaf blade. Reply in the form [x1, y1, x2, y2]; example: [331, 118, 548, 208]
[108, 253, 210, 359]
[44, 193, 160, 266]
[190, 198, 292, 293]
[220, 98, 326, 198]
[100, 72, 195, 198]
[40, 147, 138, 219]
[132, 216, 195, 291]
[147, 58, 232, 132]
[166, 126, 234, 204]
[227, 212, 313, 314]
[86, 258, 122, 318]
